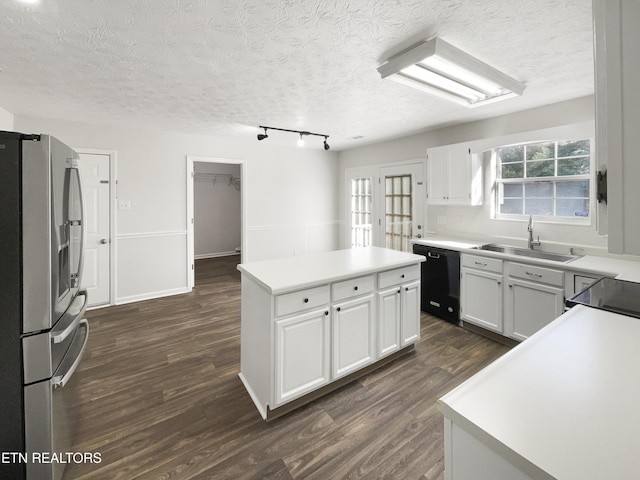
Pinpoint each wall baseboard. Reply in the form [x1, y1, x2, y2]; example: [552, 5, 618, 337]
[195, 251, 240, 260]
[116, 287, 190, 306]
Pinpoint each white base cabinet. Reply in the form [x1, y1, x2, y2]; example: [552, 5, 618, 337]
[377, 286, 401, 358]
[504, 262, 564, 342]
[460, 255, 503, 333]
[461, 254, 565, 342]
[275, 308, 330, 405]
[443, 418, 538, 480]
[377, 279, 421, 358]
[401, 280, 421, 346]
[332, 294, 375, 379]
[238, 252, 423, 420]
[505, 279, 564, 342]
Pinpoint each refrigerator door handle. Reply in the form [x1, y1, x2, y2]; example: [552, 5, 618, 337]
[51, 290, 88, 344]
[52, 320, 89, 389]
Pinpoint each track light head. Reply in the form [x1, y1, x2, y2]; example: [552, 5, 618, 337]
[324, 137, 330, 150]
[257, 127, 269, 141]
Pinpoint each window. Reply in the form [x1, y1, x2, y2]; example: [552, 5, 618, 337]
[496, 139, 591, 220]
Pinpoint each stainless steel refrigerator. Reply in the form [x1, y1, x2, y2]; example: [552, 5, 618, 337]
[0, 131, 89, 480]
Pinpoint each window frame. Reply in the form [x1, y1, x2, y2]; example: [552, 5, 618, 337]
[493, 139, 595, 226]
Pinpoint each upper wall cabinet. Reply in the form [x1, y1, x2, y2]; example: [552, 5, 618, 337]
[594, 0, 640, 255]
[426, 143, 483, 206]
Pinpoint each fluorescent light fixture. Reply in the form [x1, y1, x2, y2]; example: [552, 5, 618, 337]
[377, 37, 525, 107]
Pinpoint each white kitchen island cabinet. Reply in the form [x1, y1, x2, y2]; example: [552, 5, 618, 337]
[237, 247, 425, 420]
[439, 305, 640, 480]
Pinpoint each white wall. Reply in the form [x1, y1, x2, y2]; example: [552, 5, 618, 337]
[15, 115, 339, 303]
[0, 106, 14, 130]
[337, 96, 606, 252]
[194, 162, 241, 258]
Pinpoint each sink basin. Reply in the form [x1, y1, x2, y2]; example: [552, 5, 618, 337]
[472, 243, 582, 263]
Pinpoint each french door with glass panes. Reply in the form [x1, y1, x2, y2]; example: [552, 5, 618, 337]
[380, 164, 424, 251]
[346, 163, 424, 252]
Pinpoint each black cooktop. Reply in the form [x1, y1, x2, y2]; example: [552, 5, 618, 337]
[567, 277, 640, 319]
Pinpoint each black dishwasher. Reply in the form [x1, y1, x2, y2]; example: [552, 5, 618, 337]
[412, 244, 460, 324]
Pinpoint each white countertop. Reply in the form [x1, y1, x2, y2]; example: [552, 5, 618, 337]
[413, 235, 640, 281]
[438, 305, 640, 479]
[237, 247, 425, 294]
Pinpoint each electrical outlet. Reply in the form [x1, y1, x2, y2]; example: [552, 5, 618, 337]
[437, 216, 446, 225]
[118, 200, 131, 210]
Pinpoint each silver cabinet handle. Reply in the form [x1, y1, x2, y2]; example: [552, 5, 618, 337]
[525, 271, 543, 278]
[474, 261, 487, 267]
[100, 238, 108, 244]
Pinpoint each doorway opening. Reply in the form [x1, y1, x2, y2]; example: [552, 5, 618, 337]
[186, 156, 245, 289]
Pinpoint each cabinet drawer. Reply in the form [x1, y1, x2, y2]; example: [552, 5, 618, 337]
[378, 265, 419, 289]
[461, 254, 503, 274]
[332, 275, 375, 302]
[275, 285, 330, 317]
[509, 262, 564, 287]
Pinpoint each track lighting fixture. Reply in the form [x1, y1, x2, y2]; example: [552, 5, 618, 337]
[256, 126, 330, 150]
[257, 127, 269, 141]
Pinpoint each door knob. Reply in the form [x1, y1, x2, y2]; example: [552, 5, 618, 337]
[100, 239, 108, 244]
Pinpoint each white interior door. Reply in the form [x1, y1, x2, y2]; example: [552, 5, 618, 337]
[379, 163, 425, 252]
[78, 152, 111, 306]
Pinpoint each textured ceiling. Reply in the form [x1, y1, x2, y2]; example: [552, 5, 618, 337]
[0, 0, 594, 150]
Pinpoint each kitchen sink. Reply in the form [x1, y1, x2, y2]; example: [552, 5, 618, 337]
[471, 243, 582, 263]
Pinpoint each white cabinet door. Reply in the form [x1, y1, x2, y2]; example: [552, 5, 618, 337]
[593, 0, 640, 251]
[447, 144, 472, 204]
[275, 308, 330, 405]
[505, 278, 564, 342]
[401, 280, 421, 346]
[332, 294, 375, 379]
[460, 267, 503, 333]
[427, 143, 482, 206]
[426, 145, 448, 203]
[377, 286, 401, 358]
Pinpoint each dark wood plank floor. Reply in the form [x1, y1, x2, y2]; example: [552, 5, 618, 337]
[63, 255, 510, 480]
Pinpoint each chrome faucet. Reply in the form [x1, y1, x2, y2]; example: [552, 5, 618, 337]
[528, 215, 541, 249]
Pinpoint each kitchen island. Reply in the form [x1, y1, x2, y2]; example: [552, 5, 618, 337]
[438, 304, 640, 479]
[237, 247, 425, 420]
